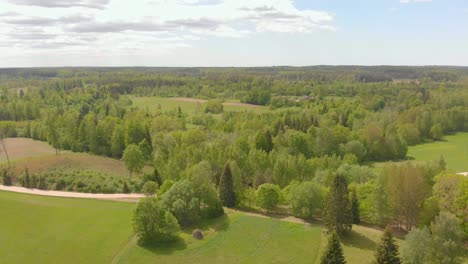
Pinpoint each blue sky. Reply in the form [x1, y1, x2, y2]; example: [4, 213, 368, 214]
[0, 0, 466, 67]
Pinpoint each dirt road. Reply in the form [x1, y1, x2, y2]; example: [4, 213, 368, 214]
[0, 185, 144, 201]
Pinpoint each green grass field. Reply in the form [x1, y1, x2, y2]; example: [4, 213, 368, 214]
[0, 191, 135, 263]
[129, 96, 270, 115]
[0, 191, 389, 264]
[407, 132, 468, 172]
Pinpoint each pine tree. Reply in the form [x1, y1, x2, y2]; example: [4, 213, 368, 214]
[350, 189, 360, 224]
[219, 162, 236, 207]
[375, 227, 401, 264]
[321, 232, 346, 264]
[152, 167, 163, 186]
[324, 173, 353, 234]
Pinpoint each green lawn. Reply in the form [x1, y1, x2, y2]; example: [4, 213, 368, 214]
[129, 96, 269, 115]
[407, 132, 468, 172]
[0, 191, 135, 264]
[0, 190, 389, 264]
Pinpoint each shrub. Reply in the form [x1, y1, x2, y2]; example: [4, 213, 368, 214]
[142, 181, 159, 196]
[204, 100, 223, 114]
[133, 197, 180, 244]
[2, 169, 12, 186]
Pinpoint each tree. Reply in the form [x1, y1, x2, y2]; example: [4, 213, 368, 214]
[430, 212, 464, 264]
[142, 181, 159, 196]
[323, 173, 352, 234]
[350, 189, 360, 224]
[401, 227, 433, 264]
[286, 181, 325, 219]
[374, 227, 401, 264]
[254, 130, 273, 153]
[122, 181, 131, 193]
[110, 125, 125, 158]
[256, 183, 281, 212]
[161, 179, 223, 226]
[384, 163, 428, 230]
[219, 163, 236, 207]
[430, 124, 443, 140]
[133, 197, 180, 244]
[321, 232, 346, 264]
[122, 144, 145, 177]
[0, 133, 10, 169]
[138, 138, 153, 161]
[2, 169, 12, 186]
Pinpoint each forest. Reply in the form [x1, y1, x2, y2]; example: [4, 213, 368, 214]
[0, 66, 467, 263]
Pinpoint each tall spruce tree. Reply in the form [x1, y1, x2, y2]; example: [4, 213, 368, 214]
[350, 189, 360, 224]
[219, 162, 236, 207]
[321, 232, 346, 264]
[375, 227, 401, 264]
[324, 173, 353, 234]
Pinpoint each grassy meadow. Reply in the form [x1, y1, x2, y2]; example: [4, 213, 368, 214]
[0, 190, 391, 264]
[129, 96, 270, 115]
[407, 132, 468, 172]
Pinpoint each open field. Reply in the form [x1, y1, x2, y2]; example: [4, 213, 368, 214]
[0, 138, 144, 178]
[0, 138, 59, 163]
[0, 190, 135, 264]
[129, 96, 270, 115]
[407, 132, 468, 172]
[0, 190, 392, 264]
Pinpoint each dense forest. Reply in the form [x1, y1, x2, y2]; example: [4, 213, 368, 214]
[0, 67, 467, 254]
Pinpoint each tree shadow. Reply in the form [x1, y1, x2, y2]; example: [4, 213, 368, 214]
[183, 214, 231, 234]
[140, 237, 187, 255]
[340, 230, 377, 251]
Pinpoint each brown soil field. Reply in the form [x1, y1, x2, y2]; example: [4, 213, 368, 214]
[0, 138, 58, 163]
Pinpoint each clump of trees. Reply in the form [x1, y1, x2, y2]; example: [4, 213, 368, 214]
[133, 197, 180, 244]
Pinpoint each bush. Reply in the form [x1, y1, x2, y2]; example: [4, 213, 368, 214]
[256, 183, 281, 212]
[18, 169, 142, 193]
[142, 181, 159, 196]
[204, 100, 223, 114]
[2, 169, 12, 186]
[133, 197, 180, 244]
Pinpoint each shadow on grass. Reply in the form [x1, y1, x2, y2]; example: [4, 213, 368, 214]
[140, 237, 187, 255]
[340, 230, 377, 251]
[182, 214, 231, 235]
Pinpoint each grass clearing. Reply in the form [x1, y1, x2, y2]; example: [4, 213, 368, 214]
[0, 190, 391, 264]
[407, 132, 468, 172]
[129, 96, 269, 115]
[0, 190, 135, 264]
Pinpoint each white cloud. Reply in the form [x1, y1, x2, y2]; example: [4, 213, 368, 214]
[0, 0, 335, 66]
[400, 0, 432, 3]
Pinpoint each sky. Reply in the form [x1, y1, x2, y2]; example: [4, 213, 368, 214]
[0, 0, 466, 67]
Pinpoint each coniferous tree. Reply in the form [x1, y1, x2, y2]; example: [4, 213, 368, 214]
[152, 167, 163, 186]
[350, 189, 360, 224]
[324, 173, 353, 234]
[375, 227, 401, 264]
[219, 162, 236, 207]
[321, 232, 346, 264]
